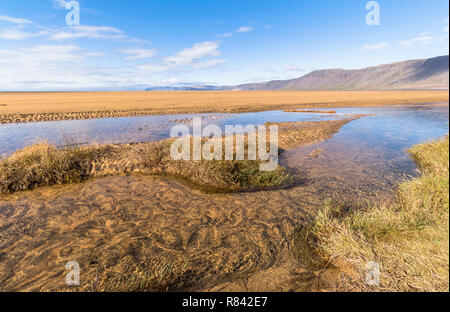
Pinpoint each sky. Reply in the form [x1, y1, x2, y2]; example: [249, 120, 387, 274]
[0, 0, 448, 91]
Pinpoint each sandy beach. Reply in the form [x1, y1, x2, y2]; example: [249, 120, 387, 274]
[0, 91, 448, 124]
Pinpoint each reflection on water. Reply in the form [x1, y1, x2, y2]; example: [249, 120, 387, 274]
[0, 104, 448, 195]
[282, 104, 449, 198]
[1, 103, 447, 201]
[0, 110, 344, 156]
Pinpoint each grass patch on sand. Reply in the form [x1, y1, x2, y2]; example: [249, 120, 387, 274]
[2, 118, 362, 195]
[295, 136, 449, 291]
[139, 138, 293, 193]
[0, 142, 114, 193]
[0, 139, 293, 194]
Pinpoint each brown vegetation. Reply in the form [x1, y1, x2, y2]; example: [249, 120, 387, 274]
[294, 136, 449, 291]
[0, 118, 360, 194]
[0, 140, 291, 194]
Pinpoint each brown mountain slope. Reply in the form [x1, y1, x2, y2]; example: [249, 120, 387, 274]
[234, 55, 449, 90]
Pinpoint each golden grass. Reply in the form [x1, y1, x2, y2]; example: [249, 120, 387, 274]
[0, 142, 115, 193]
[0, 91, 448, 123]
[295, 136, 449, 291]
[1, 117, 361, 194]
[0, 139, 293, 194]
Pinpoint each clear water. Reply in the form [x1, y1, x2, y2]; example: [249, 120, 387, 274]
[0, 105, 448, 177]
[0, 104, 448, 292]
[281, 104, 449, 198]
[0, 109, 345, 156]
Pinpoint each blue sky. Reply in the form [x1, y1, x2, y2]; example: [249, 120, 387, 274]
[0, 0, 448, 91]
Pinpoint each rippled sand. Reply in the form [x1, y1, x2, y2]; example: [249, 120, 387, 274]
[8, 102, 446, 292]
[0, 144, 396, 292]
[1, 174, 388, 292]
[1, 103, 448, 292]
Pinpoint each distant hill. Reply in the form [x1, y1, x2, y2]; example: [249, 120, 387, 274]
[234, 55, 449, 90]
[145, 85, 226, 91]
[146, 55, 449, 91]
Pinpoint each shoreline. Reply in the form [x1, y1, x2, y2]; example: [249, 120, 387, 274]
[0, 117, 362, 195]
[0, 91, 448, 124]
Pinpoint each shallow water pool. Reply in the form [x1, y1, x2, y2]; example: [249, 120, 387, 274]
[0, 109, 346, 155]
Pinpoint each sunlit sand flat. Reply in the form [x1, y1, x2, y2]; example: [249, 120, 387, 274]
[0, 91, 448, 123]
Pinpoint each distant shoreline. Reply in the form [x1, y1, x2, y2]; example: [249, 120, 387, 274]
[0, 90, 448, 124]
[0, 88, 448, 93]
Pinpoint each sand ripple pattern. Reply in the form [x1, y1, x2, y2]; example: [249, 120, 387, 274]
[0, 116, 401, 291]
[0, 176, 315, 291]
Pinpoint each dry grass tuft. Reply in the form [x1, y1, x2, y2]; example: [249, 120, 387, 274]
[0, 138, 293, 194]
[1, 118, 361, 194]
[136, 137, 293, 193]
[0, 142, 114, 193]
[295, 136, 449, 292]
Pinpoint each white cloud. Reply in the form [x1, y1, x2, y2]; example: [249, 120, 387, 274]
[398, 32, 444, 47]
[398, 40, 412, 47]
[191, 59, 227, 69]
[0, 45, 97, 70]
[18, 45, 85, 62]
[236, 26, 253, 33]
[0, 29, 48, 40]
[362, 42, 388, 51]
[120, 48, 156, 60]
[137, 63, 174, 73]
[164, 41, 221, 66]
[0, 44, 144, 90]
[0, 45, 226, 90]
[282, 64, 311, 72]
[0, 14, 227, 90]
[83, 52, 105, 57]
[410, 35, 435, 45]
[130, 38, 151, 44]
[218, 32, 233, 38]
[136, 42, 225, 74]
[0, 14, 32, 24]
[50, 25, 125, 40]
[52, 0, 69, 9]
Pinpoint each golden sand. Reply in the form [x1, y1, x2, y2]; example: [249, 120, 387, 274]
[0, 90, 448, 123]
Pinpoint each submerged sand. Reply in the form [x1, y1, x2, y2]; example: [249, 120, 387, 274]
[0, 116, 386, 292]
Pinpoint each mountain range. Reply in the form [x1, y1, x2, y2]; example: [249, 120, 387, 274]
[146, 55, 449, 91]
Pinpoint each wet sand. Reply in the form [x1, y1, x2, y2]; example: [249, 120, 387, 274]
[1, 91, 448, 124]
[0, 105, 447, 292]
[0, 163, 392, 292]
[270, 116, 367, 150]
[0, 117, 377, 292]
